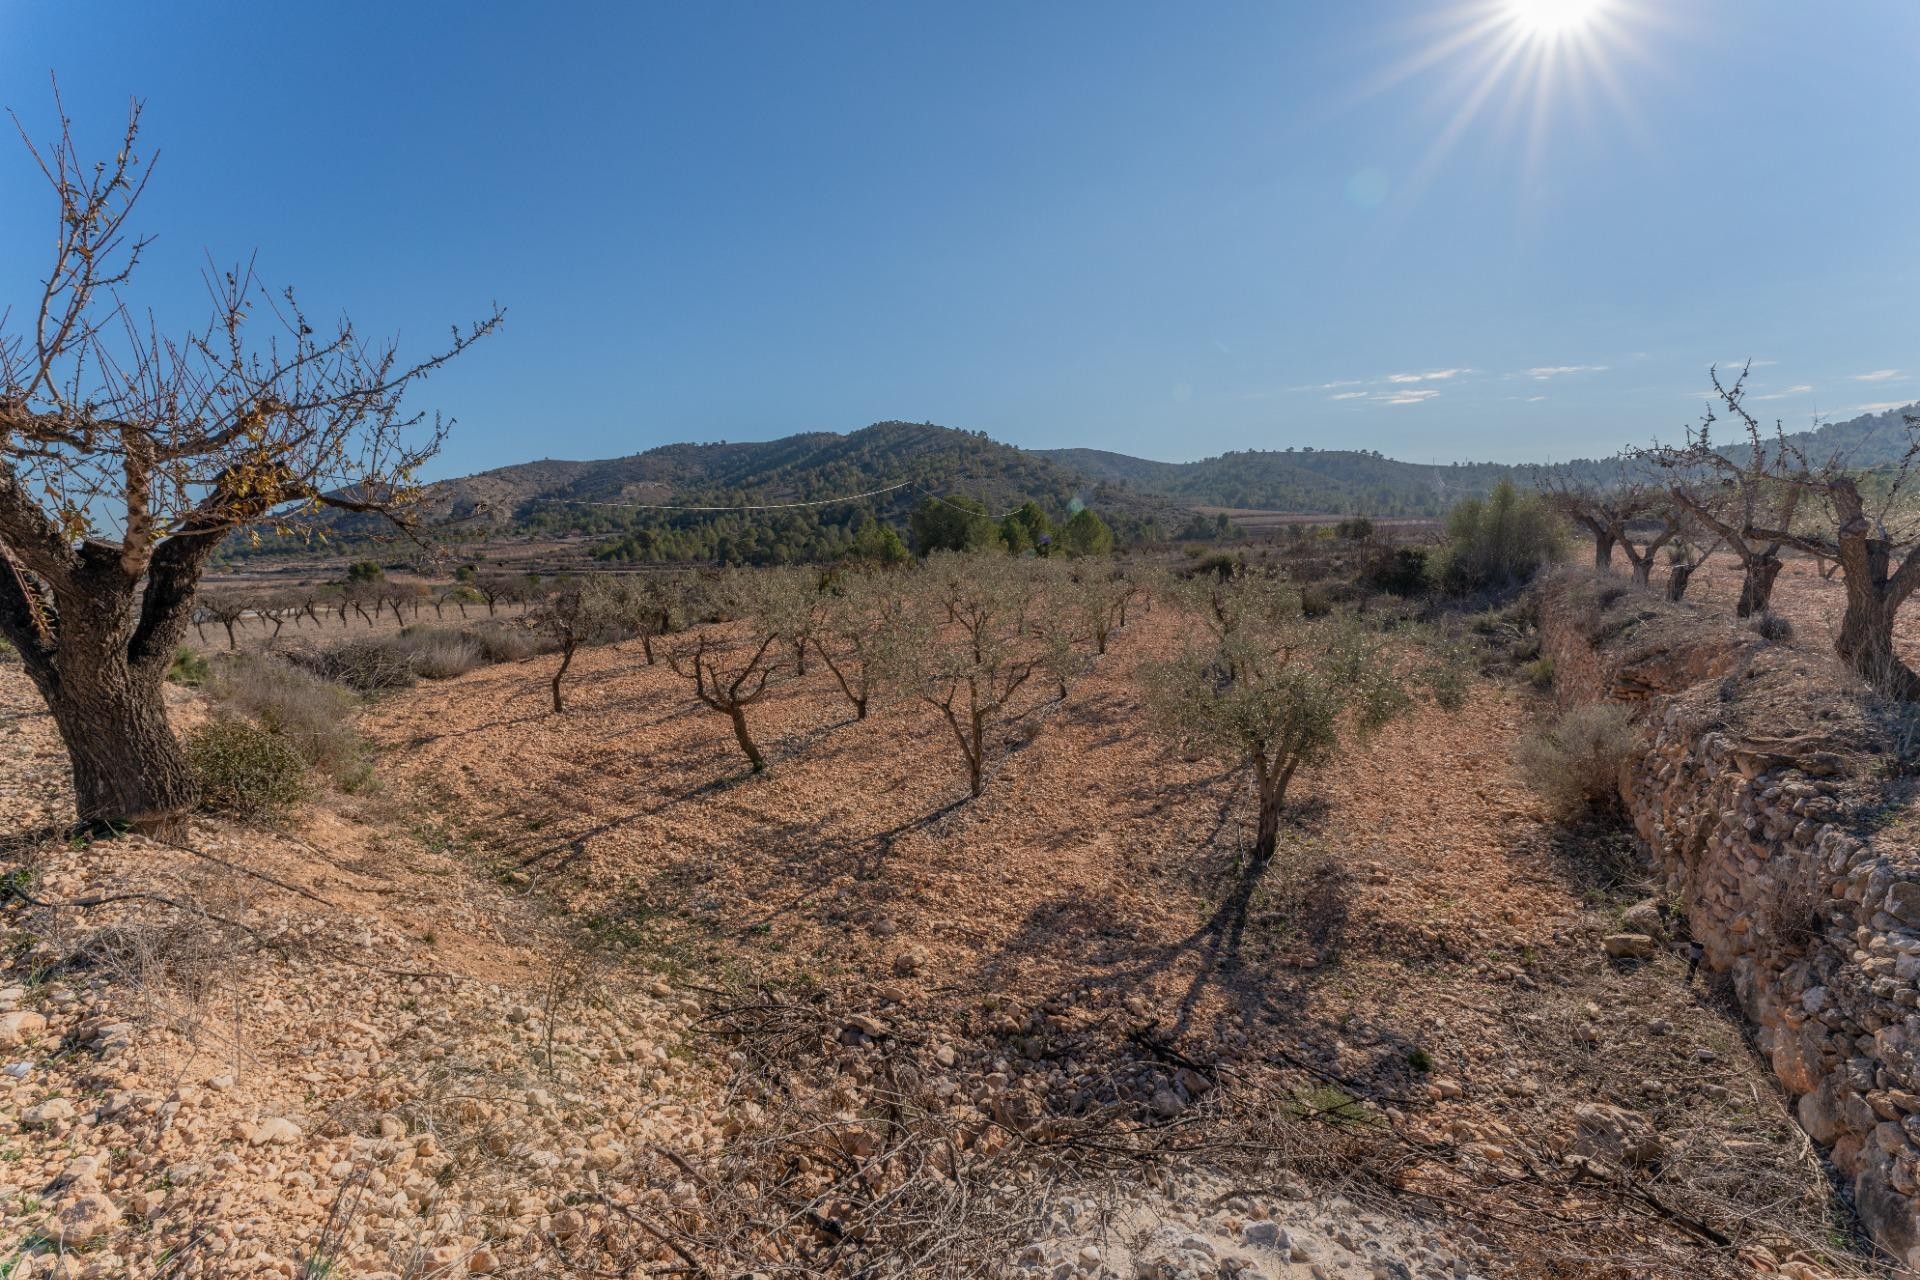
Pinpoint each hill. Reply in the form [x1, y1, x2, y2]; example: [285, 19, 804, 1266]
[284, 421, 1189, 566]
[1039, 447, 1520, 517]
[241, 401, 1920, 566]
[1044, 400, 1919, 515]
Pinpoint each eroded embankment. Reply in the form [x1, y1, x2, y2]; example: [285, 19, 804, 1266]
[1539, 569, 1920, 1269]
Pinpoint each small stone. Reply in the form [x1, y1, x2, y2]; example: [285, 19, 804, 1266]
[250, 1116, 302, 1146]
[22, 1097, 76, 1127]
[844, 1013, 889, 1038]
[0, 1010, 47, 1047]
[1602, 933, 1656, 961]
[46, 1192, 121, 1245]
[1572, 1102, 1663, 1166]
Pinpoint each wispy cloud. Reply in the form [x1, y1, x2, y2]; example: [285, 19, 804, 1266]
[1380, 388, 1440, 405]
[1855, 369, 1903, 382]
[1385, 368, 1472, 384]
[1527, 364, 1608, 379]
[1327, 391, 1369, 401]
[1751, 384, 1813, 401]
[1722, 358, 1777, 368]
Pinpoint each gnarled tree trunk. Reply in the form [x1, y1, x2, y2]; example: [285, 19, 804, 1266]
[0, 537, 214, 832]
[1735, 555, 1783, 618]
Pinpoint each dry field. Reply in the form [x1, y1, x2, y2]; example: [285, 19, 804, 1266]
[0, 573, 1885, 1278]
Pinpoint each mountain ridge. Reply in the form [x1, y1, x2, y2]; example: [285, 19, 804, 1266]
[270, 401, 1918, 564]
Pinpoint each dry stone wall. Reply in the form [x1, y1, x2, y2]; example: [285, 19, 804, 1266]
[1537, 571, 1920, 1269]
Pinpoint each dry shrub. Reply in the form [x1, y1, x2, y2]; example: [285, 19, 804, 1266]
[390, 626, 485, 678]
[1750, 611, 1794, 642]
[207, 653, 370, 785]
[468, 621, 552, 663]
[185, 718, 311, 817]
[290, 637, 418, 693]
[1516, 703, 1636, 815]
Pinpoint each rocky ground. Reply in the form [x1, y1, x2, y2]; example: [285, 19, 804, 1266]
[0, 586, 1889, 1277]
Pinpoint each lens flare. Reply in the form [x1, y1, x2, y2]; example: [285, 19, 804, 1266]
[1506, 0, 1606, 37]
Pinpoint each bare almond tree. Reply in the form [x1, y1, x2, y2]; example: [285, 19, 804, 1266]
[0, 88, 500, 829]
[197, 593, 251, 651]
[1638, 368, 1801, 617]
[1539, 467, 1678, 583]
[532, 577, 629, 714]
[666, 575, 795, 771]
[1690, 373, 1920, 696]
[1662, 529, 1722, 604]
[904, 553, 1040, 798]
[814, 569, 907, 720]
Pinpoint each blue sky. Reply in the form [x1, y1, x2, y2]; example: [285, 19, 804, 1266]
[2, 1, 1916, 474]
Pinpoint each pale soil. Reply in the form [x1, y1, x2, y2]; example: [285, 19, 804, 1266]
[1659, 548, 1920, 667]
[0, 585, 1877, 1278]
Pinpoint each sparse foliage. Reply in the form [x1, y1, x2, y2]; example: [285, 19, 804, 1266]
[1144, 604, 1412, 863]
[1516, 703, 1637, 816]
[0, 89, 498, 829]
[900, 553, 1040, 797]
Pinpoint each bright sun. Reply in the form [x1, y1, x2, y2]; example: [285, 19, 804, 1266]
[1506, 0, 1606, 37]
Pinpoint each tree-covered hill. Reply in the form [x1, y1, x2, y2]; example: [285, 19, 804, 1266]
[236, 400, 1919, 566]
[264, 421, 1189, 566]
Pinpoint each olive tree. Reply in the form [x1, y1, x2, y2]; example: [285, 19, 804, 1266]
[1144, 605, 1411, 864]
[0, 94, 498, 829]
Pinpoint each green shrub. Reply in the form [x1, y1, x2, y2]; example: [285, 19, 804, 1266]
[1184, 551, 1243, 581]
[167, 646, 211, 686]
[1299, 584, 1334, 618]
[1437, 479, 1565, 595]
[1522, 655, 1556, 689]
[1360, 546, 1429, 596]
[185, 719, 310, 817]
[1516, 703, 1636, 816]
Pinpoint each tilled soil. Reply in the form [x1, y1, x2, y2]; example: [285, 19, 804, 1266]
[358, 602, 1862, 1278]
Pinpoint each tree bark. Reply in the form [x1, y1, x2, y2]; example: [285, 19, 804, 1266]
[1252, 758, 1298, 864]
[1837, 565, 1920, 698]
[550, 638, 576, 713]
[0, 538, 215, 832]
[728, 704, 765, 771]
[1592, 532, 1616, 571]
[41, 662, 197, 832]
[1736, 556, 1782, 618]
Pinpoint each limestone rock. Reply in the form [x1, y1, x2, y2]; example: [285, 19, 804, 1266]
[1602, 933, 1656, 960]
[1573, 1102, 1663, 1166]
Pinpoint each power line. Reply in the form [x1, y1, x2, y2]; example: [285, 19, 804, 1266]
[539, 478, 1028, 519]
[541, 479, 916, 512]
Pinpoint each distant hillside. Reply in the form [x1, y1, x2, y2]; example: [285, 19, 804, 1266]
[1044, 400, 1920, 516]
[231, 401, 1920, 566]
[266, 421, 1189, 566]
[1039, 447, 1519, 517]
